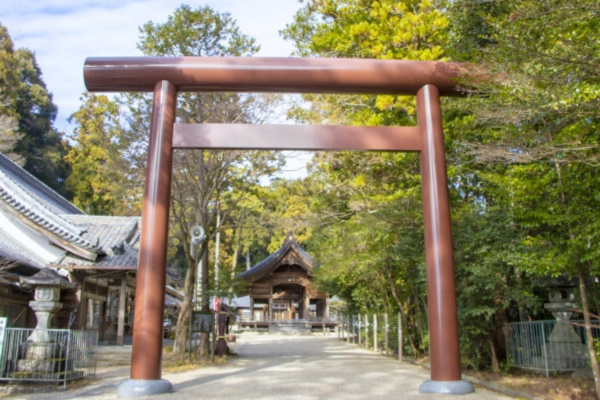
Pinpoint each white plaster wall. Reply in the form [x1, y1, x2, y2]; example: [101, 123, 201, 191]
[0, 207, 66, 263]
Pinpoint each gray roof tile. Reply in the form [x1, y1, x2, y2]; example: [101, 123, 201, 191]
[0, 227, 46, 270]
[0, 153, 83, 215]
[59, 216, 141, 269]
[0, 152, 142, 271]
[0, 154, 101, 254]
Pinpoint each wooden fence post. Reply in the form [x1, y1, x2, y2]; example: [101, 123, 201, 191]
[398, 311, 403, 361]
[374, 314, 378, 353]
[385, 313, 389, 356]
[365, 314, 369, 349]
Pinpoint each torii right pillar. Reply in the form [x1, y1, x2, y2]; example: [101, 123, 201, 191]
[417, 85, 474, 395]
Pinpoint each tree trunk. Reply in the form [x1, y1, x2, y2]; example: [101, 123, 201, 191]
[404, 298, 419, 356]
[232, 224, 242, 277]
[590, 271, 600, 318]
[488, 337, 499, 373]
[385, 264, 405, 316]
[406, 313, 419, 356]
[198, 245, 210, 356]
[578, 268, 600, 399]
[214, 204, 221, 292]
[228, 223, 243, 302]
[173, 245, 205, 354]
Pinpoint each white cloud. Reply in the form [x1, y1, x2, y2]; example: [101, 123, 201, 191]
[1, 0, 302, 132]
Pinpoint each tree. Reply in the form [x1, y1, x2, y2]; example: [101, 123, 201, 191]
[65, 94, 130, 215]
[282, 0, 552, 369]
[282, 0, 452, 357]
[447, 0, 600, 389]
[0, 22, 70, 196]
[130, 5, 284, 355]
[0, 114, 22, 164]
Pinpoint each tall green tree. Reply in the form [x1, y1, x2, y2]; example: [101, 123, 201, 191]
[65, 94, 130, 215]
[283, 0, 549, 369]
[282, 0, 452, 357]
[447, 0, 600, 387]
[131, 5, 284, 355]
[0, 22, 70, 196]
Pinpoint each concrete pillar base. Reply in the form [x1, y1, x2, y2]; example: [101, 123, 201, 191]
[117, 378, 173, 398]
[419, 380, 474, 395]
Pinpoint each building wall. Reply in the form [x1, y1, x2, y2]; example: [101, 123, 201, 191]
[0, 282, 35, 328]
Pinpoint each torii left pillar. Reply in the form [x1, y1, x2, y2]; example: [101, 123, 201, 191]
[117, 80, 177, 398]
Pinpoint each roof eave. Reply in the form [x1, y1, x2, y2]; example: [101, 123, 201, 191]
[0, 200, 100, 261]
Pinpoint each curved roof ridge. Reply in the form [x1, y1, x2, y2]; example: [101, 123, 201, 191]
[0, 153, 84, 215]
[237, 235, 318, 281]
[0, 170, 101, 253]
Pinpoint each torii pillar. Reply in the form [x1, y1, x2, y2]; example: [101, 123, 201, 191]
[116, 80, 177, 398]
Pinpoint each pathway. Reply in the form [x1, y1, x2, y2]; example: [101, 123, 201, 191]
[14, 333, 515, 399]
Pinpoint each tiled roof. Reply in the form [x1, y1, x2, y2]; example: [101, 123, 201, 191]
[0, 154, 83, 215]
[237, 234, 319, 281]
[0, 152, 142, 271]
[0, 154, 102, 254]
[63, 215, 139, 256]
[0, 226, 46, 271]
[166, 285, 184, 301]
[165, 294, 180, 307]
[58, 216, 141, 269]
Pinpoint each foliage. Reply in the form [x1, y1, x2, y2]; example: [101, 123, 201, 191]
[65, 94, 130, 215]
[282, 0, 454, 356]
[281, 0, 590, 368]
[131, 4, 284, 355]
[0, 22, 70, 196]
[446, 0, 600, 378]
[445, 0, 600, 298]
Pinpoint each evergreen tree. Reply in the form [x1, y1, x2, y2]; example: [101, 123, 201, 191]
[0, 22, 70, 196]
[132, 5, 284, 355]
[65, 94, 130, 215]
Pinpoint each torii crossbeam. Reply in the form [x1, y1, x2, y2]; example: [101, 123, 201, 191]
[84, 56, 474, 397]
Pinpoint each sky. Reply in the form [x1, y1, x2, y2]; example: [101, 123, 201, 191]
[0, 0, 311, 177]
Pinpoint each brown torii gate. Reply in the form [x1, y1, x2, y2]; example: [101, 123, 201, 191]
[84, 57, 474, 397]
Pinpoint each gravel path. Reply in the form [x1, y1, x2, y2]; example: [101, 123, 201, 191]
[12, 333, 515, 399]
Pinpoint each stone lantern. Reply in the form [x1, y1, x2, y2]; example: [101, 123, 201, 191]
[19, 268, 77, 369]
[541, 277, 587, 371]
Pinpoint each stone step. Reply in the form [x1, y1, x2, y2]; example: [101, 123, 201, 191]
[269, 323, 312, 334]
[95, 346, 132, 366]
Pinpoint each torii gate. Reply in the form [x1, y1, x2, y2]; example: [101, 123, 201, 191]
[84, 57, 474, 397]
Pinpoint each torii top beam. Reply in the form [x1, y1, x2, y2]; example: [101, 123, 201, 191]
[84, 57, 465, 96]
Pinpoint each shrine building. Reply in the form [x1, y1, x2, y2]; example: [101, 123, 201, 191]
[236, 235, 335, 332]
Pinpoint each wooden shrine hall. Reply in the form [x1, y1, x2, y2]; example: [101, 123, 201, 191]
[236, 235, 335, 332]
